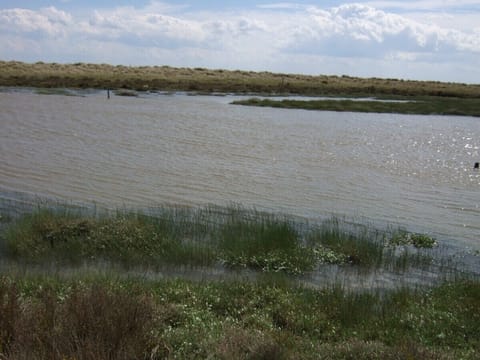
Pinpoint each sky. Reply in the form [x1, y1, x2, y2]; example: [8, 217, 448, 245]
[1, 1, 479, 83]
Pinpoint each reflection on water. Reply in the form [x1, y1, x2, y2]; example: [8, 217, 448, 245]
[1, 90, 479, 248]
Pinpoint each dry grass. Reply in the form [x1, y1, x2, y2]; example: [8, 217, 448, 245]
[0, 280, 155, 359]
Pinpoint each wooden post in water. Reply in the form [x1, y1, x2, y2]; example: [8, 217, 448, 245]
[107, 89, 110, 99]
[475, 162, 479, 169]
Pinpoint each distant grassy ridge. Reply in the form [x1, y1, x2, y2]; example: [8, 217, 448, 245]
[232, 97, 480, 117]
[1, 60, 480, 98]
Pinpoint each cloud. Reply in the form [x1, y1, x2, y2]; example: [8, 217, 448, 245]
[364, 0, 480, 12]
[278, 4, 480, 57]
[82, 8, 206, 47]
[0, 7, 72, 37]
[0, 1, 479, 82]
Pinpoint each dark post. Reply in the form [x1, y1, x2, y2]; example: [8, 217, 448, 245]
[107, 89, 110, 99]
[475, 162, 479, 169]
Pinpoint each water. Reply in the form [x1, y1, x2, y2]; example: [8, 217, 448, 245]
[1, 90, 479, 250]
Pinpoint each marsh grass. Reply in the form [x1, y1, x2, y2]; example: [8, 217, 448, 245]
[34, 88, 79, 96]
[2, 204, 457, 277]
[4, 208, 217, 268]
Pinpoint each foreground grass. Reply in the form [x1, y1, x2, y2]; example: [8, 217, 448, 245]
[1, 60, 480, 99]
[2, 206, 440, 275]
[0, 274, 478, 359]
[1, 204, 478, 358]
[232, 97, 480, 117]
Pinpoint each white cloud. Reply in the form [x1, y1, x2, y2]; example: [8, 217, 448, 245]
[365, 0, 480, 11]
[0, 1, 479, 82]
[0, 7, 72, 36]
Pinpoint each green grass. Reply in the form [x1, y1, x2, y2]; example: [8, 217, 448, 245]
[389, 229, 437, 248]
[0, 274, 478, 359]
[1, 60, 479, 98]
[34, 88, 79, 96]
[231, 97, 480, 117]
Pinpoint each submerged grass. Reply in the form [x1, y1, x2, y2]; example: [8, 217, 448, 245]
[0, 274, 478, 359]
[232, 97, 480, 117]
[2, 205, 447, 275]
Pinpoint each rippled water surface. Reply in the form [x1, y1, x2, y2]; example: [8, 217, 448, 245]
[1, 90, 479, 248]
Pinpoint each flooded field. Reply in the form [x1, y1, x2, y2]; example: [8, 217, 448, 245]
[1, 89, 479, 250]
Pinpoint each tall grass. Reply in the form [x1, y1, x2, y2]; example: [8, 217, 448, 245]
[307, 218, 385, 268]
[217, 210, 317, 274]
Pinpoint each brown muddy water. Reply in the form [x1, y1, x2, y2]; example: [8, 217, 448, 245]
[1, 89, 479, 252]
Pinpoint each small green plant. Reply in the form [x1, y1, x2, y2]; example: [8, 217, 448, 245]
[389, 230, 437, 248]
[313, 245, 348, 264]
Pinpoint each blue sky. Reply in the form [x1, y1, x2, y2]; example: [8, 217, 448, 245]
[1, 1, 479, 83]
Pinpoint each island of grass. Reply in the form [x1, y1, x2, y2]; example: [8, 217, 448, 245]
[231, 97, 480, 117]
[0, 203, 479, 359]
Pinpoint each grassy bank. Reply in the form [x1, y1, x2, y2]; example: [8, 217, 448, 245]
[1, 60, 480, 98]
[0, 273, 478, 359]
[231, 97, 480, 117]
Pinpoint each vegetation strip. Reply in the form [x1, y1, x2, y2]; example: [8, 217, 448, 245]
[3, 206, 440, 275]
[231, 97, 480, 117]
